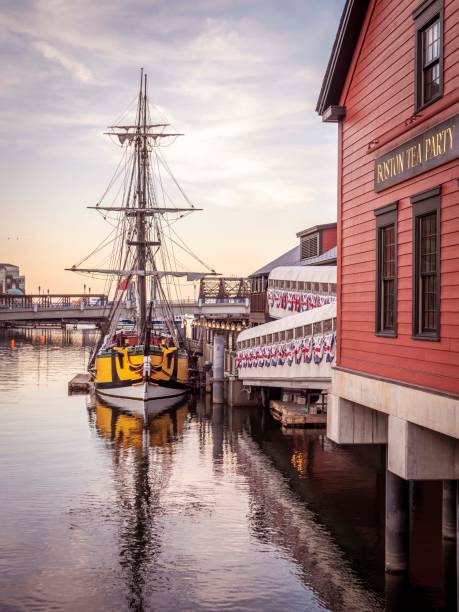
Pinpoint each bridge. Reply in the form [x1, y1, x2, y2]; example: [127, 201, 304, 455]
[0, 287, 250, 326]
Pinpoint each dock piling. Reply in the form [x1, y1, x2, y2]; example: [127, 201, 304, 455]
[212, 334, 224, 404]
[385, 468, 409, 573]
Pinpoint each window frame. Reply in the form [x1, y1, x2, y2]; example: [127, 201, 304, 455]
[375, 202, 398, 337]
[411, 186, 441, 340]
[413, 0, 444, 112]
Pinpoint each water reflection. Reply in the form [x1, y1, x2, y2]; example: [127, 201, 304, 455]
[90, 401, 188, 611]
[0, 334, 451, 611]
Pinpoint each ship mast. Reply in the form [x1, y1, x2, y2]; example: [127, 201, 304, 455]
[136, 69, 148, 335]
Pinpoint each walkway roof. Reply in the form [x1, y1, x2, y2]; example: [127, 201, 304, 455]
[238, 302, 336, 342]
[269, 265, 336, 284]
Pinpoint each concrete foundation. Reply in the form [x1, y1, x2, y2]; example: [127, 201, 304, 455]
[388, 416, 459, 480]
[385, 467, 409, 573]
[227, 377, 260, 407]
[442, 480, 457, 540]
[327, 394, 388, 444]
[332, 368, 459, 440]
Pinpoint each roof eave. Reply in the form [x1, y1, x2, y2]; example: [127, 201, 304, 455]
[316, 0, 371, 116]
[296, 222, 337, 238]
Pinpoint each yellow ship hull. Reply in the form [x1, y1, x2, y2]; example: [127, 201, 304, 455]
[94, 345, 189, 413]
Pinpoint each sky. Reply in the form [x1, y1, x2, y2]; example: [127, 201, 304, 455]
[0, 0, 344, 294]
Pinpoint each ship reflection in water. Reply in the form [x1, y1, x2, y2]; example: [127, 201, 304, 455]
[92, 400, 189, 611]
[0, 334, 451, 612]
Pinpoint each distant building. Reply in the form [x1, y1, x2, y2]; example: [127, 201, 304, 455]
[0, 264, 25, 294]
[249, 223, 337, 325]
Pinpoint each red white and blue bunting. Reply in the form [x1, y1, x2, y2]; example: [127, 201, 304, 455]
[267, 289, 336, 313]
[236, 332, 336, 370]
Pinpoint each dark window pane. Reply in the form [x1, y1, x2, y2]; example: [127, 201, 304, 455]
[383, 279, 395, 329]
[424, 62, 440, 101]
[419, 212, 437, 334]
[380, 224, 395, 331]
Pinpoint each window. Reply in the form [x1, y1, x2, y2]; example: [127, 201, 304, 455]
[412, 187, 440, 339]
[414, 0, 443, 111]
[375, 203, 398, 336]
[313, 321, 323, 335]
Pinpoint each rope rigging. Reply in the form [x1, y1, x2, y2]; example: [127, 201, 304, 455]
[69, 71, 217, 351]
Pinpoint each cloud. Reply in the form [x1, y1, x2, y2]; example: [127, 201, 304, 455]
[0, 0, 344, 290]
[33, 40, 94, 83]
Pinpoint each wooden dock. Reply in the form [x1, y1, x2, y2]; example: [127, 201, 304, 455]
[68, 373, 92, 394]
[270, 400, 326, 428]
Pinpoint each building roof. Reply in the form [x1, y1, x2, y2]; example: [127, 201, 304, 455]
[250, 245, 337, 278]
[316, 0, 370, 116]
[303, 246, 337, 265]
[0, 263, 19, 271]
[296, 223, 337, 238]
[249, 245, 300, 277]
[6, 288, 24, 295]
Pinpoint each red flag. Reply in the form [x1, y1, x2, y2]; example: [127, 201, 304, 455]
[118, 276, 130, 291]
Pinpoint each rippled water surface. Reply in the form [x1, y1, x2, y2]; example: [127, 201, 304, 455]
[0, 329, 452, 611]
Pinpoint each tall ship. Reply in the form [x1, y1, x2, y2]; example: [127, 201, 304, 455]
[68, 71, 216, 414]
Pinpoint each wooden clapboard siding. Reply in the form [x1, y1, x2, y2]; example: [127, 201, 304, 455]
[337, 0, 459, 395]
[322, 226, 337, 253]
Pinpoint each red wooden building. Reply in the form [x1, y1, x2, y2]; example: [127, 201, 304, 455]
[317, 0, 459, 571]
[318, 0, 459, 396]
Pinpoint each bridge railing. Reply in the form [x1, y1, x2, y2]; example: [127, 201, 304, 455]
[0, 294, 109, 310]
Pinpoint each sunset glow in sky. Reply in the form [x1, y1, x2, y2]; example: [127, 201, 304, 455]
[1, 0, 344, 294]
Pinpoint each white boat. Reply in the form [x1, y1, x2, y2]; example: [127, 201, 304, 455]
[96, 381, 186, 415]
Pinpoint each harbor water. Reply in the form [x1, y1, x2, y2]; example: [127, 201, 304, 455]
[0, 329, 453, 611]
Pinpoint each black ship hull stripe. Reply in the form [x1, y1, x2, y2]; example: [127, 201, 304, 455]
[96, 389, 187, 402]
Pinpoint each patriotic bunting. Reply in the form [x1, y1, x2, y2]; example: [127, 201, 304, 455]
[236, 332, 335, 371]
[267, 289, 336, 313]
